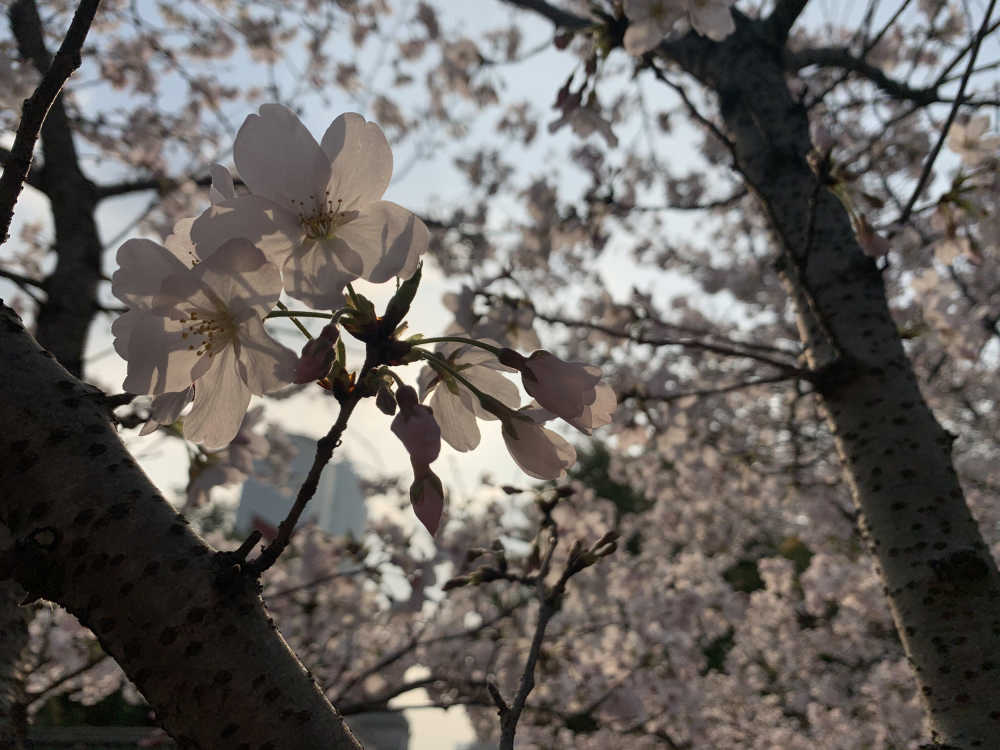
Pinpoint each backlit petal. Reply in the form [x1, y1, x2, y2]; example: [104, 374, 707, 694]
[234, 103, 332, 211]
[321, 113, 393, 210]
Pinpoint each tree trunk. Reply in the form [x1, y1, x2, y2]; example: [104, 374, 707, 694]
[0, 304, 363, 750]
[10, 0, 104, 379]
[664, 17, 1000, 748]
[0, 571, 30, 750]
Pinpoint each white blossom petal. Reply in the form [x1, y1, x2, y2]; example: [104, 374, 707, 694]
[321, 113, 394, 210]
[182, 348, 253, 450]
[234, 103, 332, 211]
[236, 317, 298, 394]
[501, 415, 576, 480]
[112, 239, 189, 310]
[282, 244, 358, 310]
[191, 195, 301, 267]
[121, 313, 202, 395]
[161, 238, 282, 323]
[336, 201, 429, 283]
[431, 384, 481, 451]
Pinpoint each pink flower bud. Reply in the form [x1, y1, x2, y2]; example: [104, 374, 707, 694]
[391, 385, 441, 467]
[502, 348, 603, 426]
[410, 466, 445, 536]
[293, 323, 339, 383]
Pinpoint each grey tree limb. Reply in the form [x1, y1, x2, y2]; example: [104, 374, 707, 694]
[0, 303, 364, 750]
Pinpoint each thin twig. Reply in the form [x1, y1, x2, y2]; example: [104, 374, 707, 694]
[246, 391, 362, 575]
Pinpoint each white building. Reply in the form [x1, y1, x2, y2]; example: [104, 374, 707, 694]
[235, 433, 366, 539]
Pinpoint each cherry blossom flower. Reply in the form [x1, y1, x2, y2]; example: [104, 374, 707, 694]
[417, 342, 520, 451]
[192, 104, 429, 309]
[685, 0, 736, 40]
[391, 385, 444, 535]
[497, 406, 577, 480]
[623, 0, 685, 56]
[391, 385, 441, 468]
[113, 237, 297, 449]
[410, 466, 445, 536]
[623, 0, 735, 55]
[499, 348, 616, 434]
[946, 114, 1000, 167]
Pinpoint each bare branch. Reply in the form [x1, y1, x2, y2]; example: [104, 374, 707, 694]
[498, 0, 591, 31]
[785, 46, 939, 104]
[0, 146, 44, 193]
[246, 390, 363, 575]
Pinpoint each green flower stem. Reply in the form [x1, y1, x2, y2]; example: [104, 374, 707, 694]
[267, 311, 338, 320]
[270, 301, 320, 339]
[414, 336, 505, 357]
[267, 305, 352, 341]
[382, 367, 407, 389]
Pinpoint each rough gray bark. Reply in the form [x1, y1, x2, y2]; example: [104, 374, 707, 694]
[0, 570, 30, 750]
[660, 16, 1000, 749]
[0, 304, 364, 750]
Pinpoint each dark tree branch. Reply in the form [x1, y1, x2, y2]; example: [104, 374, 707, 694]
[8, 0, 106, 378]
[620, 371, 805, 404]
[0, 0, 101, 244]
[765, 0, 811, 43]
[0, 146, 44, 193]
[784, 46, 939, 104]
[499, 0, 591, 31]
[246, 390, 362, 575]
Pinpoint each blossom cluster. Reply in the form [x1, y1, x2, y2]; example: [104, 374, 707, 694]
[112, 103, 616, 537]
[623, 0, 737, 55]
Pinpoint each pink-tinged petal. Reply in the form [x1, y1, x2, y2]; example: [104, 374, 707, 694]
[121, 314, 203, 395]
[293, 323, 339, 383]
[321, 113, 393, 210]
[112, 238, 190, 310]
[234, 103, 332, 211]
[392, 387, 442, 466]
[691, 2, 735, 40]
[208, 163, 235, 203]
[409, 466, 444, 537]
[163, 238, 282, 323]
[282, 244, 357, 310]
[430, 384, 481, 451]
[521, 351, 601, 422]
[623, 22, 667, 56]
[563, 383, 617, 435]
[111, 309, 145, 360]
[235, 317, 298, 394]
[462, 365, 520, 421]
[182, 348, 253, 450]
[190, 195, 301, 267]
[336, 201, 429, 284]
[139, 388, 194, 435]
[163, 219, 206, 265]
[501, 415, 576, 480]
